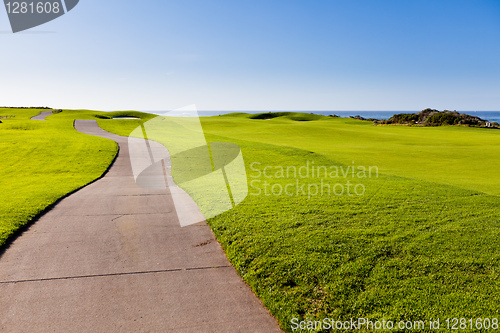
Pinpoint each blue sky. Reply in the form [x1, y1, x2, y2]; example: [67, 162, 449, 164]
[1, 0, 500, 111]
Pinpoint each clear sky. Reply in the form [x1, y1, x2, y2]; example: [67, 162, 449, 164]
[1, 0, 500, 111]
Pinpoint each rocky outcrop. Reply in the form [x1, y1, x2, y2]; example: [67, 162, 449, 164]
[375, 109, 499, 128]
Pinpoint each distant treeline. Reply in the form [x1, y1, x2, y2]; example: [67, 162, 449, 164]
[0, 106, 53, 109]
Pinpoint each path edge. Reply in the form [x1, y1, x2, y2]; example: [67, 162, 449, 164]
[0, 119, 120, 257]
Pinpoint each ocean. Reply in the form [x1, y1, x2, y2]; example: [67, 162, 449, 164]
[147, 111, 500, 123]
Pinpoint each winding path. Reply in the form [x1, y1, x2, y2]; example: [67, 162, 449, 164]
[0, 120, 281, 332]
[30, 111, 53, 120]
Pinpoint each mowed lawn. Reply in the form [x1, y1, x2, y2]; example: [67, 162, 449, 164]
[0, 109, 118, 247]
[99, 112, 500, 332]
[200, 113, 500, 195]
[0, 109, 157, 248]
[2, 110, 500, 332]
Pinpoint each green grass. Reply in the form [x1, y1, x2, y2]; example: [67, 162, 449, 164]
[0, 108, 159, 248]
[0, 108, 118, 247]
[207, 139, 500, 332]
[3, 110, 500, 332]
[98, 111, 500, 332]
[201, 113, 500, 195]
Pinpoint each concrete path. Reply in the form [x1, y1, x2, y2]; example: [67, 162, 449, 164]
[0, 120, 281, 332]
[31, 111, 53, 120]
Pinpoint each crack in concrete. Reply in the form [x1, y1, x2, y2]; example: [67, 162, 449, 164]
[0, 265, 232, 285]
[111, 215, 124, 222]
[61, 213, 168, 217]
[116, 194, 169, 197]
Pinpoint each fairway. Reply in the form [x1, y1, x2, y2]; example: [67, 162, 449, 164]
[98, 112, 500, 332]
[2, 110, 500, 332]
[199, 113, 500, 195]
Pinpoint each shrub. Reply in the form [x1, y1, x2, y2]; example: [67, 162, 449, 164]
[426, 113, 459, 126]
[386, 113, 420, 124]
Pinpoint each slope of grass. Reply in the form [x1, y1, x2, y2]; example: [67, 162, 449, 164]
[204, 136, 500, 332]
[248, 112, 324, 121]
[98, 112, 500, 332]
[0, 108, 118, 247]
[199, 113, 500, 196]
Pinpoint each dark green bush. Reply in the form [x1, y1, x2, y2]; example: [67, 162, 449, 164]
[426, 113, 459, 126]
[387, 113, 420, 124]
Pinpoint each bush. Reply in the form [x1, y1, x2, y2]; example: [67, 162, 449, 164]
[426, 113, 459, 126]
[386, 113, 420, 124]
